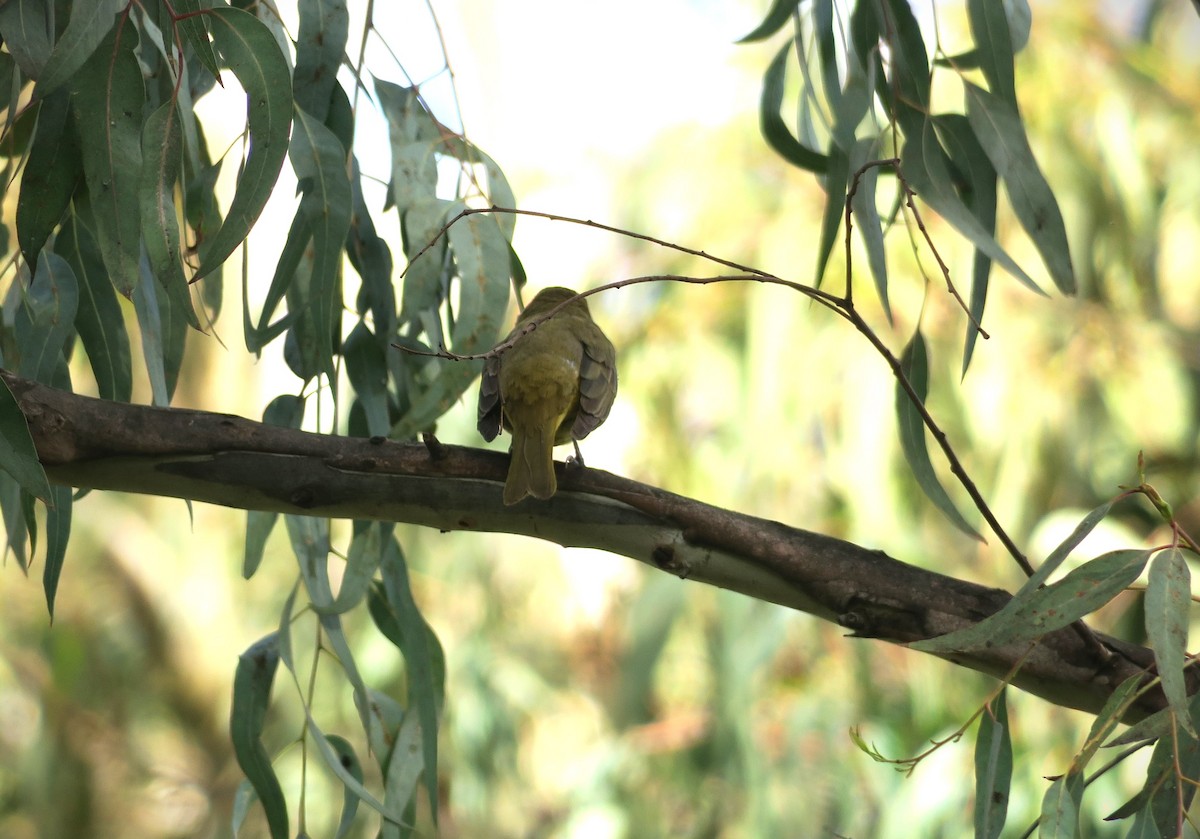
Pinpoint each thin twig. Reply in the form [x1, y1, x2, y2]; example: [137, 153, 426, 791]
[399, 205, 775, 283]
[393, 274, 846, 362]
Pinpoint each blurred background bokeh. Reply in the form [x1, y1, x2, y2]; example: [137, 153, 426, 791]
[2, 0, 1200, 837]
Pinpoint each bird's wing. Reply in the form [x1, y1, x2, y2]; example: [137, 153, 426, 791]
[572, 333, 617, 440]
[477, 354, 504, 441]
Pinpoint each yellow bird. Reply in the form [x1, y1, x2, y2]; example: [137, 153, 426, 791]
[477, 287, 618, 505]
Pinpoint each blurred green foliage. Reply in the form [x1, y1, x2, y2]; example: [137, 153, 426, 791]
[1, 1, 1199, 838]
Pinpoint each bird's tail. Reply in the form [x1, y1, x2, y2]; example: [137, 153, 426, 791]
[504, 422, 558, 504]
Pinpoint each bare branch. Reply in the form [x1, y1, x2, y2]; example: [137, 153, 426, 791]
[3, 370, 1176, 723]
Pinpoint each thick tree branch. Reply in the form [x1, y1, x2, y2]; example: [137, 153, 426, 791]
[4, 371, 1179, 720]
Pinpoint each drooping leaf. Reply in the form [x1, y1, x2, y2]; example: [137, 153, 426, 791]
[243, 395, 304, 578]
[0, 473, 31, 570]
[245, 207, 306, 353]
[347, 156, 397, 333]
[374, 77, 442, 153]
[344, 323, 391, 438]
[383, 707, 424, 833]
[324, 734, 364, 839]
[847, 138, 891, 319]
[15, 252, 78, 387]
[323, 80, 355, 154]
[812, 0, 840, 115]
[303, 713, 407, 827]
[60, 211, 133, 402]
[17, 89, 81, 267]
[0, 0, 53, 79]
[759, 41, 828, 174]
[390, 205, 509, 440]
[285, 514, 334, 611]
[42, 484, 72, 620]
[70, 24, 144, 297]
[615, 574, 688, 728]
[932, 114, 997, 375]
[34, 0, 124, 97]
[326, 521, 383, 616]
[318, 607, 374, 742]
[965, 83, 1076, 295]
[389, 142, 439, 217]
[230, 633, 288, 839]
[0, 375, 51, 503]
[287, 105, 352, 379]
[294, 584, 392, 820]
[973, 689, 1012, 839]
[1112, 716, 1200, 835]
[198, 7, 293, 279]
[176, 0, 221, 80]
[831, 49, 873, 153]
[293, 0, 348, 122]
[967, 0, 1016, 106]
[372, 539, 446, 824]
[140, 98, 201, 330]
[398, 198, 452, 325]
[900, 117, 1042, 294]
[230, 778, 258, 837]
[894, 330, 982, 539]
[814, 143, 848, 287]
[1144, 548, 1195, 737]
[737, 0, 799, 43]
[879, 0, 930, 131]
[131, 253, 172, 406]
[440, 141, 518, 238]
[1038, 774, 1082, 839]
[1068, 673, 1143, 773]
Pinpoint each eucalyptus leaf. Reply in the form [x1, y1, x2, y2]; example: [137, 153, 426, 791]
[967, 0, 1016, 105]
[973, 689, 1011, 839]
[140, 98, 201, 330]
[16, 252, 78, 387]
[737, 0, 799, 43]
[230, 633, 288, 839]
[965, 83, 1076, 295]
[42, 484, 72, 620]
[17, 90, 80, 267]
[1144, 548, 1195, 737]
[293, 0, 348, 122]
[176, 0, 221, 80]
[59, 211, 133, 402]
[0, 0, 52, 79]
[131, 254, 170, 406]
[1037, 774, 1082, 839]
[814, 144, 848, 287]
[900, 117, 1042, 294]
[244, 395, 304, 578]
[912, 549, 1150, 654]
[343, 323, 391, 438]
[288, 105, 352, 379]
[894, 330, 981, 539]
[325, 734, 364, 839]
[34, 0, 124, 97]
[847, 138, 891, 319]
[199, 7, 293, 279]
[759, 41, 828, 174]
[71, 27, 144, 297]
[0, 375, 51, 503]
[373, 539, 446, 824]
[931, 115, 997, 375]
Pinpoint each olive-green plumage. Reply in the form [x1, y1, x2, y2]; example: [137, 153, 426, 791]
[477, 287, 618, 505]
